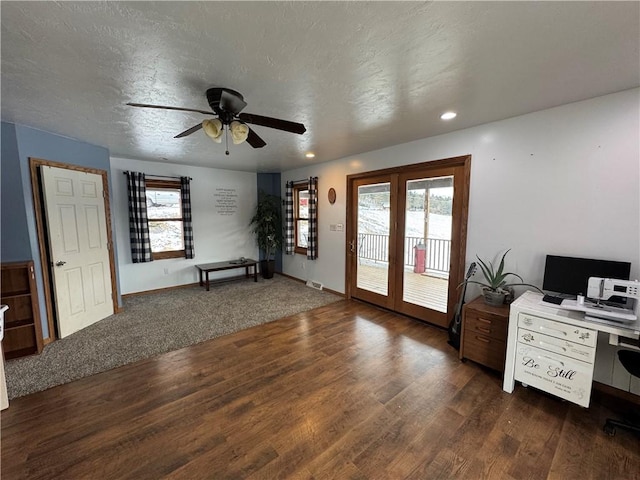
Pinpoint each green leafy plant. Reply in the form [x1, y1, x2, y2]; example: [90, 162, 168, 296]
[463, 249, 542, 293]
[249, 190, 283, 261]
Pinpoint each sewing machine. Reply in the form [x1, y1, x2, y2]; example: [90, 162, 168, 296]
[559, 277, 639, 323]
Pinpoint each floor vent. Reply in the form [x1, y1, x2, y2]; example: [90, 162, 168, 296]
[306, 280, 324, 291]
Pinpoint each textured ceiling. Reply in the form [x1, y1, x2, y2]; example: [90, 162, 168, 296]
[1, 2, 639, 172]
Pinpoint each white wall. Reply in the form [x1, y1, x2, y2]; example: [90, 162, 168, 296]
[110, 157, 257, 294]
[281, 88, 640, 299]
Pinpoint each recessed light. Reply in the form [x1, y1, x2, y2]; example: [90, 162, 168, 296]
[305, 152, 315, 159]
[440, 111, 457, 120]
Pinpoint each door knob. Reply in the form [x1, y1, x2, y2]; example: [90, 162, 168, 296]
[55, 261, 66, 267]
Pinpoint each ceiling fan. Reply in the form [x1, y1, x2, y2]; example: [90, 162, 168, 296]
[127, 87, 306, 154]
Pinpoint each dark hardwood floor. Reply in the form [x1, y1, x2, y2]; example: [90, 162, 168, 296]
[2, 299, 639, 479]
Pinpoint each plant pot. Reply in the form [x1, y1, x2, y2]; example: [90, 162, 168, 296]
[260, 259, 275, 279]
[482, 288, 506, 306]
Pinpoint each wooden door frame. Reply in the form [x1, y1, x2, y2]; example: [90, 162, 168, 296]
[345, 155, 471, 325]
[29, 158, 120, 344]
[346, 173, 398, 309]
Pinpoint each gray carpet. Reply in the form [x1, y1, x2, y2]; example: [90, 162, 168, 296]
[5, 275, 342, 399]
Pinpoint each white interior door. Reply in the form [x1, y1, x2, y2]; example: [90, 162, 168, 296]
[41, 166, 114, 338]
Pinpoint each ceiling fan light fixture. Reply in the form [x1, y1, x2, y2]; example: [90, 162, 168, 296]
[128, 87, 306, 152]
[202, 118, 223, 143]
[230, 121, 249, 144]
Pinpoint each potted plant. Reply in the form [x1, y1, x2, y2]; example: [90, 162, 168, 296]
[249, 191, 283, 279]
[462, 249, 542, 306]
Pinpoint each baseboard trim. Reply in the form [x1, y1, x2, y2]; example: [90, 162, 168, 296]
[276, 272, 345, 298]
[121, 275, 346, 302]
[121, 282, 200, 299]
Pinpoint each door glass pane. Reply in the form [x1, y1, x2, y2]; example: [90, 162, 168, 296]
[357, 182, 390, 295]
[403, 176, 453, 313]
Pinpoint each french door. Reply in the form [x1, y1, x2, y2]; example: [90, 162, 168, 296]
[346, 156, 470, 328]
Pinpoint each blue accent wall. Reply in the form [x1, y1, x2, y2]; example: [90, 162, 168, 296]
[1, 122, 122, 339]
[257, 172, 282, 198]
[1, 123, 31, 261]
[257, 172, 282, 272]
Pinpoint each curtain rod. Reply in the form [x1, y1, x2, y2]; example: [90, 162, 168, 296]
[289, 176, 317, 184]
[123, 171, 193, 181]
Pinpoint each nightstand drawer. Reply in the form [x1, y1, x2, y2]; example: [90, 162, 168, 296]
[465, 313, 508, 342]
[460, 296, 510, 372]
[463, 333, 506, 372]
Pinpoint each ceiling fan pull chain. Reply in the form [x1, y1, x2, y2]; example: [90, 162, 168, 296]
[225, 125, 230, 155]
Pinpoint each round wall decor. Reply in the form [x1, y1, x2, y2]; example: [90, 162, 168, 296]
[328, 187, 336, 204]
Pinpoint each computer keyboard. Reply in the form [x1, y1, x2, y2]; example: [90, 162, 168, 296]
[542, 294, 564, 305]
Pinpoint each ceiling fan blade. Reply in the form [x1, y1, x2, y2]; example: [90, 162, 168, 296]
[219, 90, 247, 115]
[246, 127, 267, 148]
[238, 113, 306, 134]
[127, 102, 213, 116]
[174, 123, 203, 138]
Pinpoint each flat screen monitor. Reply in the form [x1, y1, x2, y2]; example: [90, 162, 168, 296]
[542, 255, 631, 300]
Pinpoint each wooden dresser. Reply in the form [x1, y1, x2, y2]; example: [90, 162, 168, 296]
[460, 296, 510, 373]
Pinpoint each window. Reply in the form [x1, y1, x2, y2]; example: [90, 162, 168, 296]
[145, 179, 185, 260]
[294, 184, 309, 254]
[284, 177, 317, 259]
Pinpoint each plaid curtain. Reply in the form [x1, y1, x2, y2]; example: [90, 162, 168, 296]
[126, 171, 152, 263]
[307, 176, 318, 260]
[181, 176, 195, 259]
[284, 181, 295, 254]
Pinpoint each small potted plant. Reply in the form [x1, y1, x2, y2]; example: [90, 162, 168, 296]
[463, 249, 542, 305]
[249, 190, 283, 279]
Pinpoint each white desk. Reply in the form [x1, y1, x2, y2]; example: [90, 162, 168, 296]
[503, 291, 640, 407]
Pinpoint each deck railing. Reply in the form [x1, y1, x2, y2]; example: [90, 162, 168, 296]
[357, 234, 451, 274]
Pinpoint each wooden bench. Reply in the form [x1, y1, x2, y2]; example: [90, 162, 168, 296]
[195, 259, 258, 291]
